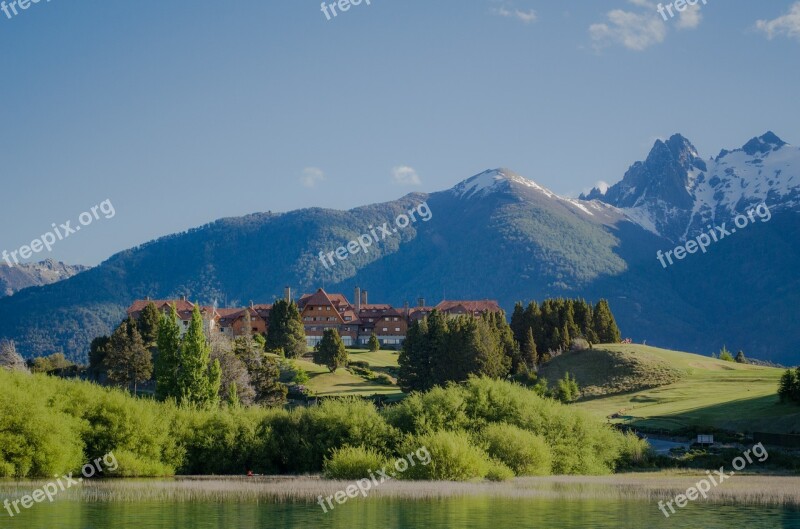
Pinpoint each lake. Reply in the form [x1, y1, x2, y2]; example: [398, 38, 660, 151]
[2, 477, 800, 528]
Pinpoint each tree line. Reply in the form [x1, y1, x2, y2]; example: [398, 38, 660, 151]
[398, 298, 621, 394]
[87, 299, 308, 408]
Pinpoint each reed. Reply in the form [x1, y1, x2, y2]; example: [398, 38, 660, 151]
[1, 473, 798, 506]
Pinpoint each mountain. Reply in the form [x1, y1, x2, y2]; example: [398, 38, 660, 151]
[0, 133, 798, 365]
[0, 259, 89, 298]
[582, 132, 800, 242]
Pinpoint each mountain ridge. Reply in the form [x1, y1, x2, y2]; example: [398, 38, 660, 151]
[0, 132, 797, 365]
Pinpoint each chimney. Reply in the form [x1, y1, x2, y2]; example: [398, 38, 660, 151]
[284, 286, 292, 302]
[418, 297, 425, 308]
[181, 295, 187, 302]
[355, 286, 361, 312]
[403, 301, 409, 317]
[250, 300, 254, 309]
[362, 290, 368, 306]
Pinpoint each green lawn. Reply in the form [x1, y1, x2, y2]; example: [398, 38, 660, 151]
[294, 349, 401, 397]
[575, 344, 800, 434]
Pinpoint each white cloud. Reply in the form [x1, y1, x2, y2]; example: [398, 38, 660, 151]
[494, 6, 537, 24]
[676, 4, 703, 30]
[391, 166, 422, 186]
[756, 2, 800, 41]
[594, 180, 610, 194]
[300, 167, 325, 188]
[590, 8, 667, 50]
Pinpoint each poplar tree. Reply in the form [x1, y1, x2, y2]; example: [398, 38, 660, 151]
[178, 305, 221, 407]
[155, 304, 182, 401]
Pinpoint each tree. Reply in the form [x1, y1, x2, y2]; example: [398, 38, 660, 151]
[155, 304, 182, 401]
[735, 350, 747, 364]
[521, 327, 538, 370]
[399, 310, 513, 392]
[213, 335, 256, 406]
[137, 302, 161, 348]
[178, 305, 220, 407]
[251, 356, 287, 406]
[778, 369, 796, 403]
[30, 353, 74, 374]
[105, 318, 152, 394]
[227, 381, 241, 408]
[88, 336, 110, 381]
[398, 318, 433, 392]
[0, 339, 27, 373]
[368, 333, 380, 352]
[592, 300, 621, 344]
[313, 329, 348, 372]
[555, 372, 580, 403]
[266, 300, 307, 358]
[718, 346, 734, 362]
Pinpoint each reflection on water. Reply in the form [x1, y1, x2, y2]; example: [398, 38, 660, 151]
[2, 496, 799, 529]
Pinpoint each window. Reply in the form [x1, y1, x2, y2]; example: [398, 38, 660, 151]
[393, 317, 399, 321]
[395, 328, 400, 332]
[310, 327, 317, 331]
[344, 316, 351, 321]
[326, 306, 331, 311]
[382, 327, 388, 332]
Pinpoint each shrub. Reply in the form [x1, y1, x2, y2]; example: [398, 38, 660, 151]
[485, 459, 515, 481]
[349, 360, 370, 369]
[323, 446, 389, 480]
[478, 423, 552, 476]
[399, 430, 489, 481]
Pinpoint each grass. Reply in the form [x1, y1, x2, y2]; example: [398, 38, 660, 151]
[294, 348, 401, 397]
[572, 344, 800, 434]
[2, 473, 798, 506]
[539, 347, 684, 397]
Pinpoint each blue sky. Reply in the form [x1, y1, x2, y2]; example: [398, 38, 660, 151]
[1, 0, 799, 266]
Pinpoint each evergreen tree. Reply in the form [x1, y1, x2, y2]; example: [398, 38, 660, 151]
[178, 305, 220, 407]
[735, 350, 746, 364]
[560, 323, 571, 351]
[251, 356, 287, 406]
[266, 300, 307, 358]
[137, 302, 161, 348]
[510, 302, 526, 345]
[106, 318, 152, 394]
[88, 336, 110, 381]
[155, 304, 182, 401]
[313, 329, 348, 372]
[368, 333, 380, 352]
[592, 300, 621, 343]
[718, 346, 734, 362]
[521, 327, 538, 369]
[555, 372, 580, 403]
[778, 369, 796, 403]
[398, 318, 433, 392]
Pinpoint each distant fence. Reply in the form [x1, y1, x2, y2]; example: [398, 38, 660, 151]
[753, 432, 800, 448]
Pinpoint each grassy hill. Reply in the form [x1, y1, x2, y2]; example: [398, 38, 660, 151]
[296, 349, 402, 397]
[568, 344, 799, 434]
[539, 347, 684, 398]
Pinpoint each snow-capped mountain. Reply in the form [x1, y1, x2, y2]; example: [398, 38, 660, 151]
[582, 132, 800, 242]
[1, 134, 799, 364]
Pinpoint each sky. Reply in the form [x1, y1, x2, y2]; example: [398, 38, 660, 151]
[1, 0, 799, 266]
